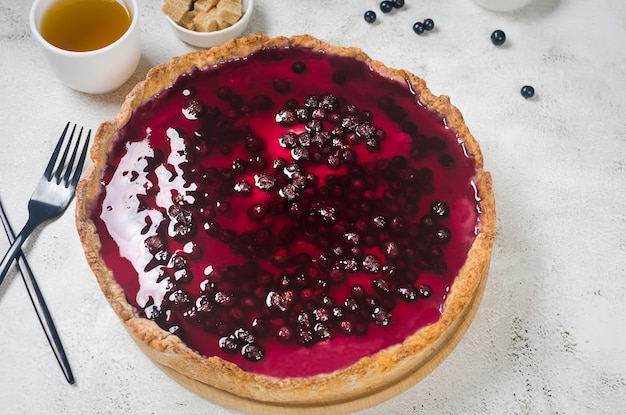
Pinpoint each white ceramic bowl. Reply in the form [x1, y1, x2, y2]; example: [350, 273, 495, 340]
[472, 0, 533, 12]
[163, 0, 254, 48]
[30, 0, 141, 94]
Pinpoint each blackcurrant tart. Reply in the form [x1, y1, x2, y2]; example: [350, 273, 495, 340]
[76, 34, 495, 414]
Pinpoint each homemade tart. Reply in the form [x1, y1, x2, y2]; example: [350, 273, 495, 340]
[76, 34, 495, 413]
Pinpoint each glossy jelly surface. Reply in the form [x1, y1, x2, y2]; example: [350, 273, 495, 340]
[92, 46, 482, 378]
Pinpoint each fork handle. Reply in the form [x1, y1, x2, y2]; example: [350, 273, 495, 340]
[0, 218, 39, 286]
[0, 201, 74, 384]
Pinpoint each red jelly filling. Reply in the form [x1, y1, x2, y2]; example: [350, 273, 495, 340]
[92, 46, 482, 378]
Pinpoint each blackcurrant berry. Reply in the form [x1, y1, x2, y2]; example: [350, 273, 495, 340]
[380, 1, 393, 13]
[392, 0, 405, 8]
[431, 200, 450, 218]
[364, 10, 377, 23]
[413, 22, 425, 35]
[291, 61, 306, 74]
[423, 18, 435, 31]
[491, 29, 506, 46]
[521, 85, 535, 99]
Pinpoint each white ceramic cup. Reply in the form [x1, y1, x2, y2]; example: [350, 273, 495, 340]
[472, 0, 533, 11]
[29, 0, 141, 94]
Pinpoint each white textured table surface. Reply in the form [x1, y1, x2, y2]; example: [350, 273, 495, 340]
[1, 0, 625, 413]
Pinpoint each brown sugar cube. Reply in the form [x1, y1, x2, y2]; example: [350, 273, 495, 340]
[193, 8, 219, 32]
[216, 19, 231, 30]
[162, 0, 194, 23]
[180, 10, 196, 30]
[194, 0, 219, 13]
[216, 0, 242, 25]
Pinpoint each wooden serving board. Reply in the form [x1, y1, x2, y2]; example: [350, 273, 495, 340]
[154, 264, 490, 415]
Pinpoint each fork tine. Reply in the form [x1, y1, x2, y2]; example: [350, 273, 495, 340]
[70, 130, 91, 188]
[53, 125, 78, 184]
[44, 122, 71, 181]
[62, 127, 82, 185]
[65, 128, 91, 188]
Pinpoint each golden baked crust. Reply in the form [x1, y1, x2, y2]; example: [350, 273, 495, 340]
[76, 33, 496, 411]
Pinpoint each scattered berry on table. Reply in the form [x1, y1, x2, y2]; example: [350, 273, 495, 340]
[491, 29, 506, 46]
[521, 85, 535, 99]
[364, 10, 377, 23]
[392, 0, 405, 8]
[423, 18, 435, 31]
[380, 1, 393, 13]
[412, 21, 425, 35]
